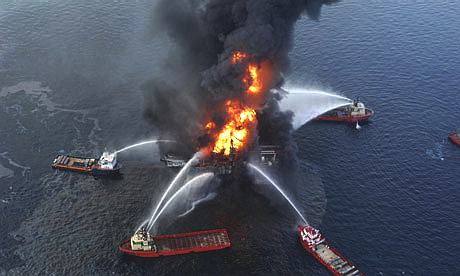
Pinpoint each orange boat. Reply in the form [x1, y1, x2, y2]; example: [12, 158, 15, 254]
[119, 227, 231, 257]
[316, 99, 373, 123]
[448, 131, 460, 147]
[51, 151, 121, 177]
[298, 225, 362, 275]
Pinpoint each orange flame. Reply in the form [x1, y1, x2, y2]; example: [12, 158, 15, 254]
[210, 101, 256, 156]
[231, 51, 248, 64]
[246, 64, 262, 94]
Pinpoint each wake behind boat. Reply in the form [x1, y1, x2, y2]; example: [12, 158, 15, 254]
[316, 99, 373, 123]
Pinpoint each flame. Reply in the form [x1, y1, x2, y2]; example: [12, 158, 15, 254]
[210, 101, 256, 156]
[231, 51, 248, 64]
[202, 51, 269, 156]
[205, 121, 215, 130]
[246, 64, 262, 94]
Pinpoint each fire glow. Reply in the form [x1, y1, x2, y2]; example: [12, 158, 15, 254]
[206, 100, 256, 156]
[203, 51, 269, 156]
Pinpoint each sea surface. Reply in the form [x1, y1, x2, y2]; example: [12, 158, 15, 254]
[1, 0, 460, 275]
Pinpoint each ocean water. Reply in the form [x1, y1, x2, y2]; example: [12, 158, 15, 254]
[1, 0, 459, 275]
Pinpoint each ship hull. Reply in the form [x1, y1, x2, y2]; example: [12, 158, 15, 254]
[51, 154, 121, 177]
[448, 131, 460, 147]
[119, 229, 231, 258]
[91, 166, 121, 177]
[316, 108, 374, 122]
[297, 226, 361, 276]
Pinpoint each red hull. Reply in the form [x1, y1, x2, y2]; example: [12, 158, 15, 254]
[297, 226, 362, 276]
[52, 163, 92, 173]
[119, 229, 231, 258]
[316, 112, 373, 122]
[448, 131, 460, 147]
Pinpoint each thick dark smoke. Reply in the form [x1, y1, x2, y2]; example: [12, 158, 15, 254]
[144, 0, 337, 159]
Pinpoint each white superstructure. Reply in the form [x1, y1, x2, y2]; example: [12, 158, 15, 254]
[98, 151, 117, 169]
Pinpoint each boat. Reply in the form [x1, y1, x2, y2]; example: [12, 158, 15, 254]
[316, 99, 373, 122]
[161, 149, 236, 175]
[52, 151, 121, 177]
[298, 225, 362, 276]
[118, 227, 231, 257]
[160, 154, 188, 168]
[448, 131, 460, 147]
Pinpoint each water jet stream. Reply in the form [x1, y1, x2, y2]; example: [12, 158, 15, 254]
[146, 152, 200, 230]
[147, 172, 214, 232]
[115, 139, 175, 154]
[248, 163, 308, 225]
[278, 88, 352, 130]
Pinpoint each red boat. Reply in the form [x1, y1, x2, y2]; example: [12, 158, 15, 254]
[119, 228, 231, 257]
[448, 131, 460, 147]
[51, 151, 121, 177]
[316, 99, 373, 122]
[298, 225, 362, 276]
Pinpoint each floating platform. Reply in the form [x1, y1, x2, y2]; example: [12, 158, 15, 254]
[298, 225, 362, 276]
[119, 228, 231, 257]
[52, 151, 121, 177]
[448, 131, 460, 147]
[316, 99, 373, 123]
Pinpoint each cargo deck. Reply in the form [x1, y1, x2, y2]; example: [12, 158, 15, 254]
[119, 228, 231, 257]
[298, 225, 361, 276]
[51, 155, 96, 173]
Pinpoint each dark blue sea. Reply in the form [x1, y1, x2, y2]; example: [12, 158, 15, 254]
[1, 0, 459, 275]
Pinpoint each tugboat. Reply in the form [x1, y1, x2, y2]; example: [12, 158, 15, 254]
[298, 225, 362, 276]
[448, 131, 460, 147]
[52, 151, 121, 177]
[118, 227, 231, 257]
[316, 99, 373, 122]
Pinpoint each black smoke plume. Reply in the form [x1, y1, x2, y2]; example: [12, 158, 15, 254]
[144, 0, 337, 161]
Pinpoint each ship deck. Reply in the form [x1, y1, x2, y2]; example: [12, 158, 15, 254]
[52, 155, 96, 170]
[314, 244, 360, 275]
[155, 230, 230, 251]
[119, 229, 231, 257]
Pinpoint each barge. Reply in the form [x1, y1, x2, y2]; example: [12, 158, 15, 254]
[119, 227, 231, 257]
[298, 225, 361, 276]
[448, 131, 460, 147]
[316, 99, 373, 123]
[52, 151, 121, 177]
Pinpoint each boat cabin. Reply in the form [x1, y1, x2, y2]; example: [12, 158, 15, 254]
[98, 151, 117, 169]
[131, 228, 157, 252]
[350, 100, 366, 116]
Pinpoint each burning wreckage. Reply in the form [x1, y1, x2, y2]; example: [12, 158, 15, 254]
[161, 144, 280, 174]
[157, 50, 286, 175]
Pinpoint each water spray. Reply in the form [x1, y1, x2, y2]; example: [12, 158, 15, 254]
[115, 139, 175, 154]
[145, 152, 201, 230]
[278, 88, 352, 130]
[147, 172, 214, 232]
[248, 163, 308, 225]
[356, 122, 361, 130]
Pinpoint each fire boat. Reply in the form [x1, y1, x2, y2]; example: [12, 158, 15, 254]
[51, 151, 121, 177]
[448, 130, 460, 147]
[118, 227, 231, 257]
[316, 99, 373, 123]
[298, 225, 362, 276]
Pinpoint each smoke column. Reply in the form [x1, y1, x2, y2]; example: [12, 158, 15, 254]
[144, 0, 338, 159]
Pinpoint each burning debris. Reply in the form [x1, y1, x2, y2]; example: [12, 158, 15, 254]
[144, 0, 338, 169]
